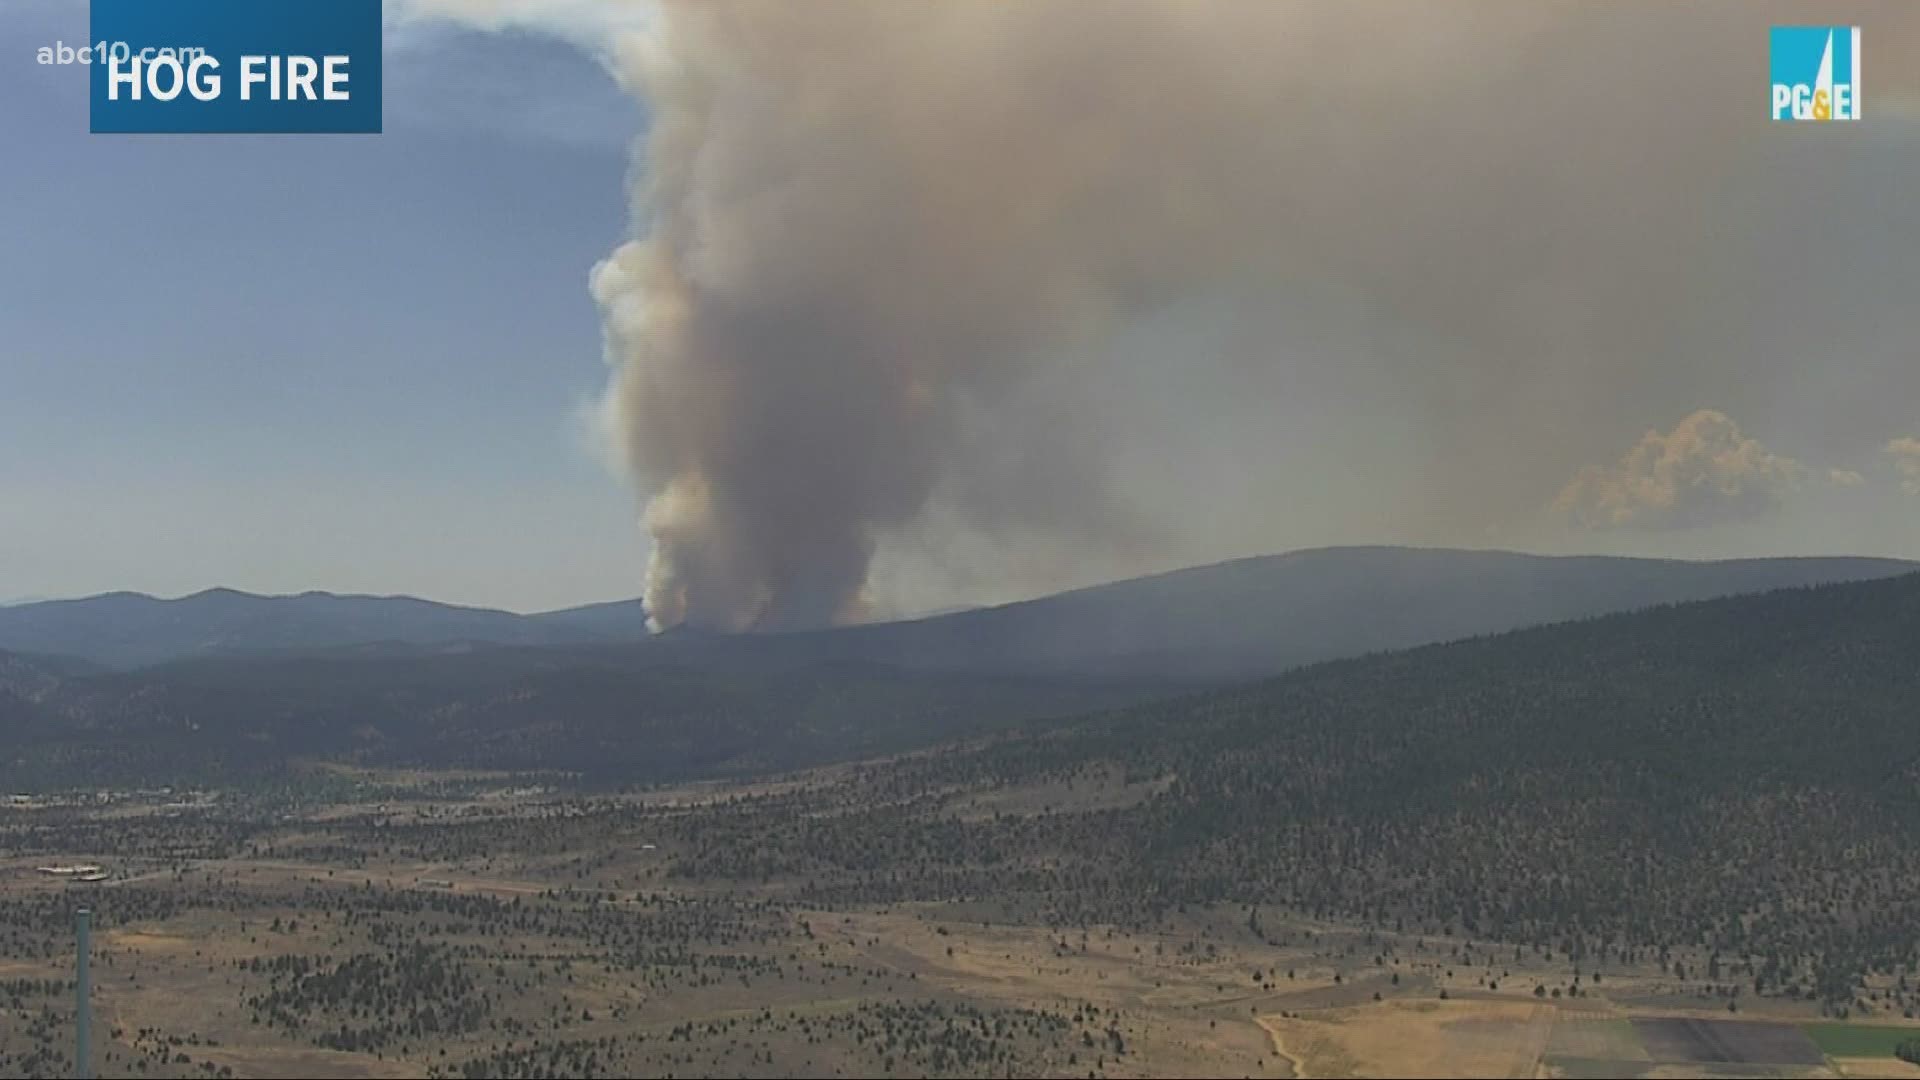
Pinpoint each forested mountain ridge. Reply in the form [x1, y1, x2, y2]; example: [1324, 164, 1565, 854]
[3, 548, 1909, 674]
[0, 588, 647, 668]
[657, 572, 1920, 1002]
[710, 547, 1918, 679]
[0, 646, 1165, 791]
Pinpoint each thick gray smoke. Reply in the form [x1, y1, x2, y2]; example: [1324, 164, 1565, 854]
[400, 1, 1920, 630]
[589, 4, 1321, 630]
[587, 3, 1668, 631]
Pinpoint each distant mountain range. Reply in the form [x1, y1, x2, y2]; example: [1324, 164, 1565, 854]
[0, 547, 1915, 791]
[0, 588, 653, 668]
[718, 547, 1919, 679]
[1, 548, 1912, 674]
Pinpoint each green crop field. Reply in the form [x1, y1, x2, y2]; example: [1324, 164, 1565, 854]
[1802, 1022, 1920, 1058]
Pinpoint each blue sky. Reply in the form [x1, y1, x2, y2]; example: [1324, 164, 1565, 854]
[1, 2, 649, 610]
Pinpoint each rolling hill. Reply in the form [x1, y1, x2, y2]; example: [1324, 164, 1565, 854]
[0, 587, 649, 668]
[8, 564, 1920, 1007]
[5, 555, 1918, 797]
[0, 645, 1159, 790]
[683, 547, 1919, 679]
[658, 569, 1920, 999]
[7, 548, 1907, 677]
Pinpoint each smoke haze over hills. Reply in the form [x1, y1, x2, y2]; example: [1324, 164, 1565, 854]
[4, 1, 1917, 619]
[553, 2, 1920, 628]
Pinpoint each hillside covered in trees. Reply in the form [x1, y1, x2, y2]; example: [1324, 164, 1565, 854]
[656, 572, 1920, 1001]
[3, 549, 1911, 793]
[0, 647, 1158, 790]
[3, 548, 1907, 674]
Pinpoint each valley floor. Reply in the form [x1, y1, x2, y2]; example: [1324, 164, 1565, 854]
[0, 771, 1914, 1079]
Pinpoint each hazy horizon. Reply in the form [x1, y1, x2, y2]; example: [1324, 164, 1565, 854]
[5, 0, 1918, 619]
[6, 542, 1920, 618]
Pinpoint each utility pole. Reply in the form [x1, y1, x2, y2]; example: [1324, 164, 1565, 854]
[75, 907, 91, 1080]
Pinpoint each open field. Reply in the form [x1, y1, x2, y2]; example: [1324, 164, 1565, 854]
[0, 769, 1914, 1078]
[1806, 1025, 1920, 1059]
[1260, 1001, 1911, 1079]
[1260, 998, 1552, 1078]
[1631, 1018, 1826, 1068]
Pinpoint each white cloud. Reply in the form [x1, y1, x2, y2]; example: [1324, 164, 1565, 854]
[1887, 437, 1920, 495]
[1553, 410, 1812, 530]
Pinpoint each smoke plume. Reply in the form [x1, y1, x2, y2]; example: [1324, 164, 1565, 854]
[588, 5, 1329, 630]
[392, 2, 1920, 629]
[587, 3, 1768, 631]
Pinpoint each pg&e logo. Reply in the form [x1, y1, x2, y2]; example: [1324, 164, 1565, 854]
[1770, 26, 1861, 122]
